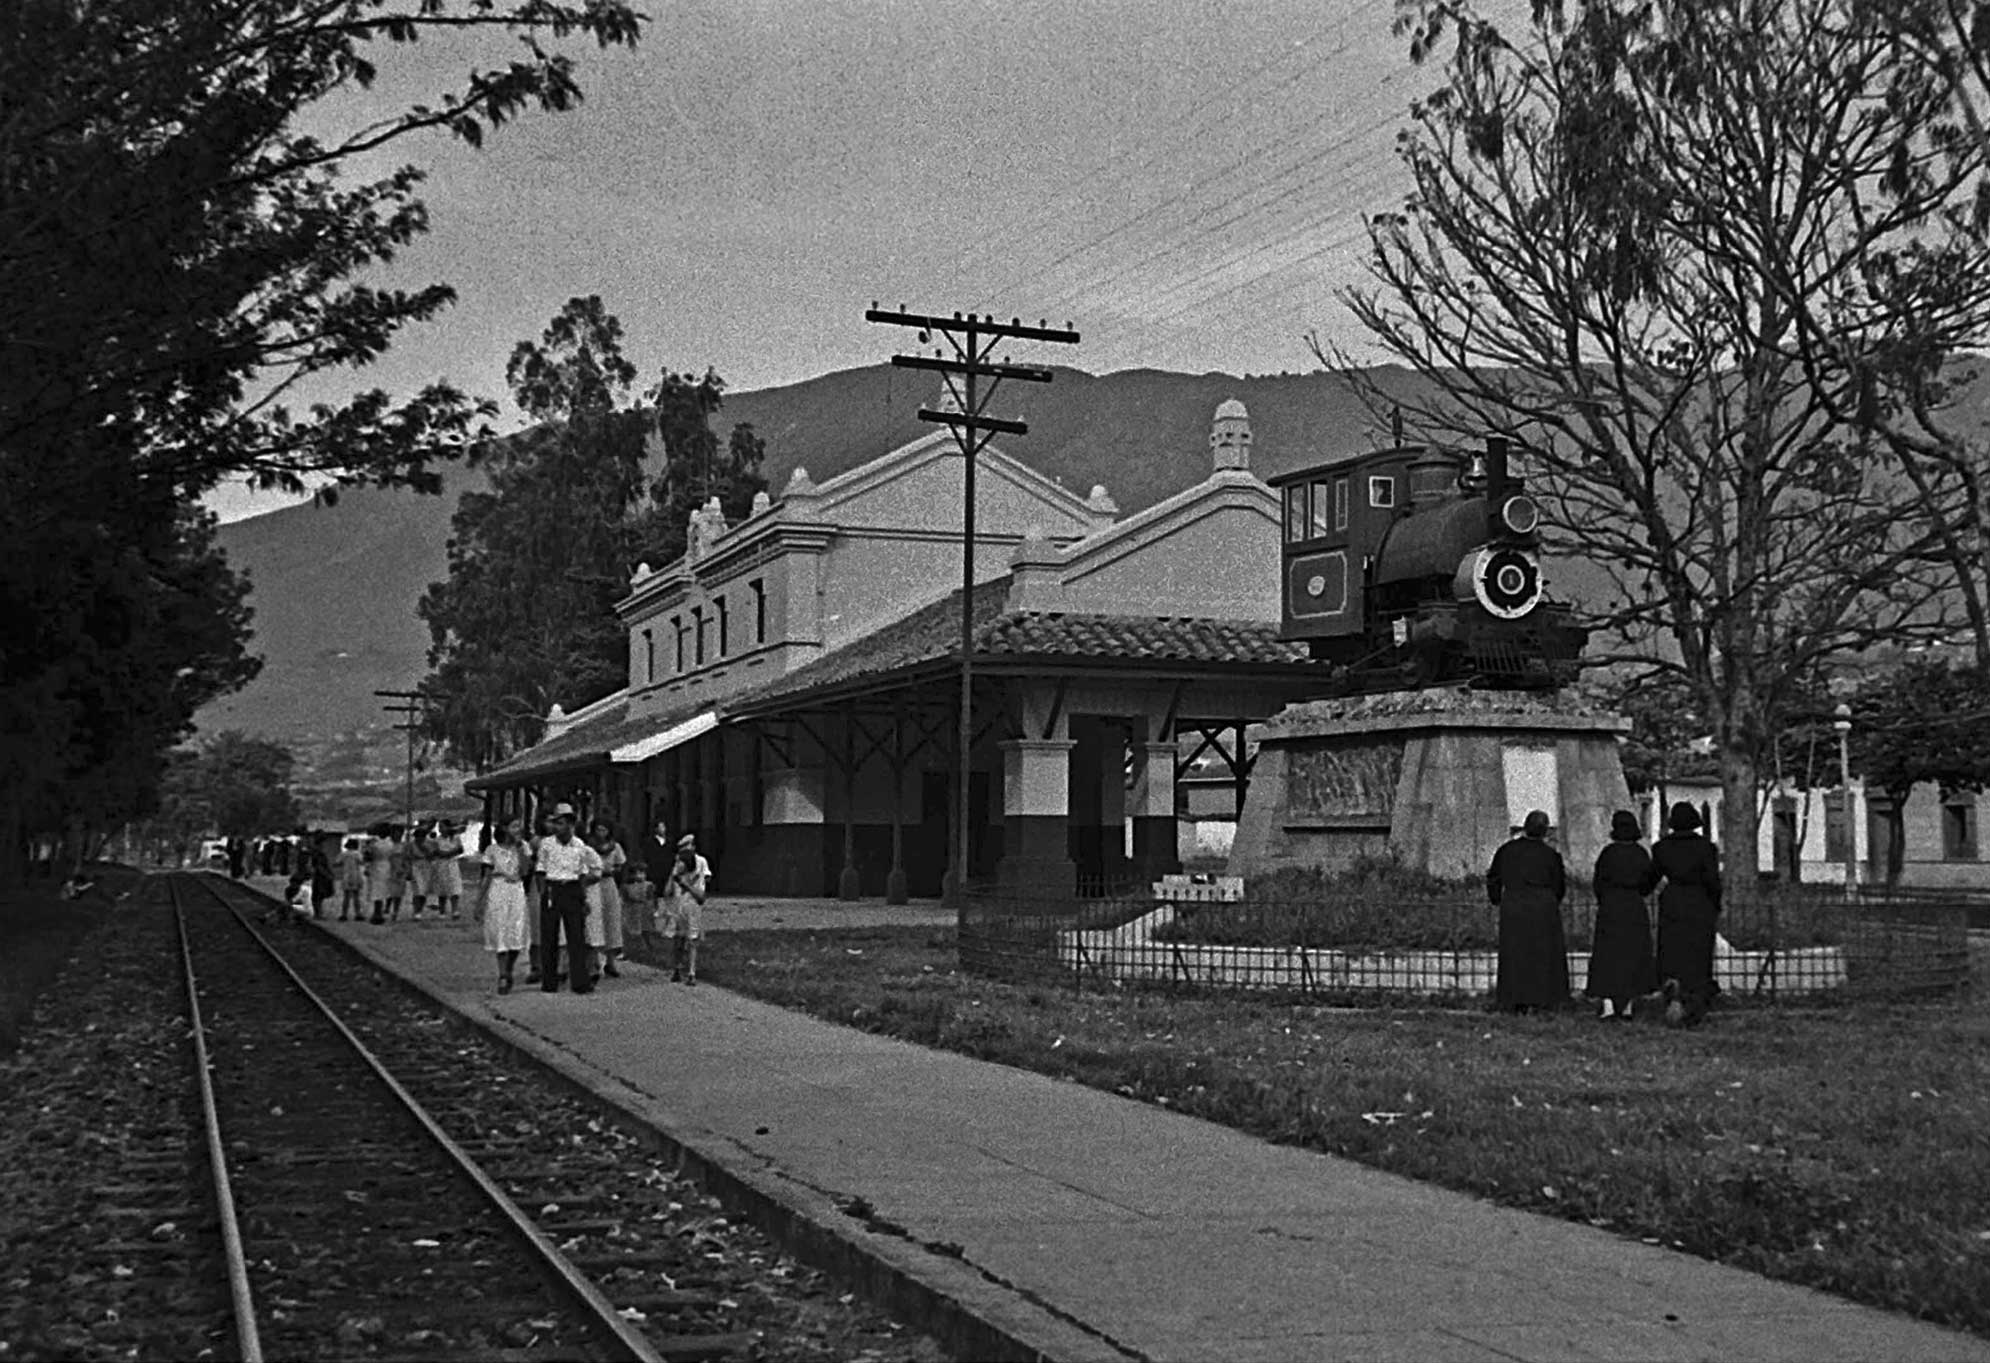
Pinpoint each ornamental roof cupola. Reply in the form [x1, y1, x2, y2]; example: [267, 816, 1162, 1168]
[1210, 397, 1252, 471]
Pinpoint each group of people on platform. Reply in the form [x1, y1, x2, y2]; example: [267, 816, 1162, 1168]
[473, 805, 710, 996]
[1486, 801, 1724, 1025]
[330, 819, 471, 925]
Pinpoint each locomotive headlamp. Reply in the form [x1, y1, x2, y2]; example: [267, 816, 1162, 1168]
[1459, 545, 1543, 619]
[1498, 493, 1540, 537]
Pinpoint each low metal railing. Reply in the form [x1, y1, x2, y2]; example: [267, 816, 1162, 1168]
[957, 879, 1972, 1003]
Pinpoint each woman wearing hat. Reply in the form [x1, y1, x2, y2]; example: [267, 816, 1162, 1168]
[1485, 810, 1572, 1013]
[1650, 801, 1722, 1025]
[1585, 810, 1658, 1020]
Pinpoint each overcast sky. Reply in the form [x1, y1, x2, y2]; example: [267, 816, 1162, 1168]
[209, 0, 1441, 522]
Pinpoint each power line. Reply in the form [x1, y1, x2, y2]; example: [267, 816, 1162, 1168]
[921, 6, 1394, 303]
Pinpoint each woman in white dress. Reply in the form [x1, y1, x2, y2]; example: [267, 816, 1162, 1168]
[477, 817, 531, 993]
[585, 820, 627, 981]
[431, 819, 466, 919]
[364, 823, 396, 925]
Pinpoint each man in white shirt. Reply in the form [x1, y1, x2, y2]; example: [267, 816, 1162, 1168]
[533, 802, 603, 993]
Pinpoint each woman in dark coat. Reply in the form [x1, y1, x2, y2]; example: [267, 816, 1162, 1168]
[1650, 801, 1723, 1026]
[1585, 809, 1658, 1019]
[1486, 809, 1571, 1012]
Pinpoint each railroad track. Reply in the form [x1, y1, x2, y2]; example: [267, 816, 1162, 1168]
[165, 872, 778, 1362]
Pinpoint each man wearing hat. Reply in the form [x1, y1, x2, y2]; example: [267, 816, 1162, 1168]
[1486, 809, 1572, 1013]
[532, 802, 604, 993]
[1650, 801, 1723, 1026]
[663, 832, 711, 985]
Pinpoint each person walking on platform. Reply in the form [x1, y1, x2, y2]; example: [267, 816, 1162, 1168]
[386, 824, 412, 922]
[308, 840, 335, 920]
[533, 803, 602, 993]
[432, 819, 466, 920]
[665, 833, 710, 985]
[586, 819, 627, 980]
[1585, 810, 1658, 1020]
[1486, 810, 1571, 1013]
[364, 823, 395, 925]
[1652, 801, 1723, 1026]
[476, 816, 532, 993]
[640, 817, 675, 955]
[337, 838, 365, 921]
[523, 815, 546, 984]
[411, 819, 432, 917]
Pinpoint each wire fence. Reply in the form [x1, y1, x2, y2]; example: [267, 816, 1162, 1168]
[957, 876, 1974, 1003]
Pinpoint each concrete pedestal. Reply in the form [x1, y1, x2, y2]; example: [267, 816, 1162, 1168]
[1231, 689, 1631, 882]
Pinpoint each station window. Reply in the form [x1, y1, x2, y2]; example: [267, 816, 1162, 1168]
[750, 578, 767, 643]
[1943, 792, 1978, 860]
[642, 628, 654, 683]
[1369, 475, 1396, 509]
[716, 596, 729, 657]
[692, 605, 706, 666]
[1823, 791, 1849, 863]
[1334, 477, 1350, 531]
[672, 615, 686, 671]
[1285, 486, 1307, 543]
[1308, 481, 1332, 538]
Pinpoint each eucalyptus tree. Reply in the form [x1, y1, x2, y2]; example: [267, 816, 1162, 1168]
[0, 1, 641, 875]
[419, 301, 768, 771]
[1337, 0, 1990, 874]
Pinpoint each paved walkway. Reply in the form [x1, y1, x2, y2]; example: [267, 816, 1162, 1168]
[256, 882, 1990, 1362]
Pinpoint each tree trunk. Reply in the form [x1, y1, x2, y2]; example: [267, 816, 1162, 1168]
[1718, 742, 1759, 896]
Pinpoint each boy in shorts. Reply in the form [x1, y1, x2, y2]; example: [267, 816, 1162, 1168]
[665, 834, 709, 984]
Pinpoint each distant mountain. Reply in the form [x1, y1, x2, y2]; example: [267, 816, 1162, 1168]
[202, 362, 1442, 744]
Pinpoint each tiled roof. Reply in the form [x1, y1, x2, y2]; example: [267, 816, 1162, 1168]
[983, 612, 1312, 665]
[469, 700, 643, 786]
[729, 575, 1315, 715]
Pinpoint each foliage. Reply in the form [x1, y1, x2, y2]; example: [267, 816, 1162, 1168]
[419, 300, 768, 770]
[1336, 0, 1990, 877]
[1607, 671, 1717, 796]
[0, 1, 642, 877]
[1846, 657, 1990, 800]
[138, 731, 302, 848]
[695, 926, 1990, 1338]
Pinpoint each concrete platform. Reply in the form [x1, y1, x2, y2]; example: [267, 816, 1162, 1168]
[258, 883, 1990, 1362]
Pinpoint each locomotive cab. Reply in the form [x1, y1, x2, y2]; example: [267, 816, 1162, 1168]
[1271, 437, 1583, 690]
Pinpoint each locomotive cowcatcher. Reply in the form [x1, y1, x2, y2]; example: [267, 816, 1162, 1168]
[1268, 436, 1585, 691]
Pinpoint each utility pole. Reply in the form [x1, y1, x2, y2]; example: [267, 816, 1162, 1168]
[865, 304, 1079, 903]
[376, 690, 426, 835]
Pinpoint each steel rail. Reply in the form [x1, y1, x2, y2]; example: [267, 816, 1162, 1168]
[169, 881, 265, 1363]
[179, 873, 665, 1363]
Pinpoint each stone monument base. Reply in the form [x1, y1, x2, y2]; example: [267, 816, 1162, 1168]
[1230, 689, 1631, 883]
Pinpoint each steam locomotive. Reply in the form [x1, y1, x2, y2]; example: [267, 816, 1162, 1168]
[1269, 437, 1585, 690]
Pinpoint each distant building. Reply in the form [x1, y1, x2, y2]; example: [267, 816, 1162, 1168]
[1635, 777, 1987, 889]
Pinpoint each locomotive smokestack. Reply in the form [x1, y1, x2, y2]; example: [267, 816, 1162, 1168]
[1484, 436, 1512, 501]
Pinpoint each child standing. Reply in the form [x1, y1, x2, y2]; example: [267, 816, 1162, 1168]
[622, 864, 658, 956]
[665, 834, 710, 985]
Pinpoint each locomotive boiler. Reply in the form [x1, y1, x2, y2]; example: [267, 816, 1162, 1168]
[1269, 437, 1585, 690]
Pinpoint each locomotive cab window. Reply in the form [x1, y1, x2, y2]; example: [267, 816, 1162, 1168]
[1309, 481, 1333, 539]
[1333, 477, 1349, 531]
[1285, 486, 1307, 543]
[1369, 476, 1396, 510]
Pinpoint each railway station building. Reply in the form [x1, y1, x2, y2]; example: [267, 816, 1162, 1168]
[466, 399, 1328, 898]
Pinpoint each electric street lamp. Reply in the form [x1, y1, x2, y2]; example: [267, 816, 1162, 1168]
[1833, 703, 1858, 895]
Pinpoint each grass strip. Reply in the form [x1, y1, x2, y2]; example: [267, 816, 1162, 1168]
[661, 925, 1990, 1339]
[0, 872, 130, 1053]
